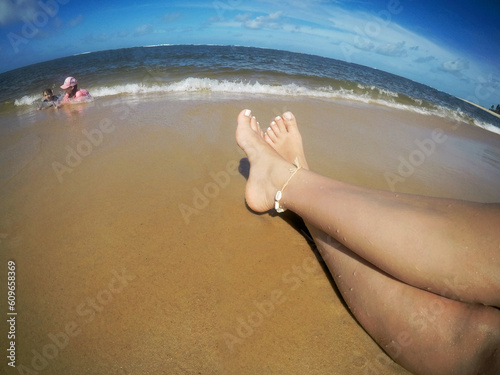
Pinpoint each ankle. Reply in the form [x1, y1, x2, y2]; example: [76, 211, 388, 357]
[274, 165, 302, 213]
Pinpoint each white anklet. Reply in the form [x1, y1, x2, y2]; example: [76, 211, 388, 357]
[274, 166, 302, 213]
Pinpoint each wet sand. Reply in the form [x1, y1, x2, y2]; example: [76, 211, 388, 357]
[1, 94, 499, 374]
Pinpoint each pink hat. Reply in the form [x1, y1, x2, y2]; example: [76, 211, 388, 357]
[61, 77, 77, 89]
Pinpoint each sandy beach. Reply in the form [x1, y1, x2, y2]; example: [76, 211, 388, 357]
[1, 94, 499, 374]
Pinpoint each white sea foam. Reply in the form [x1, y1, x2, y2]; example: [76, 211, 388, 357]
[14, 95, 40, 106]
[376, 87, 399, 98]
[471, 119, 500, 135]
[144, 44, 173, 48]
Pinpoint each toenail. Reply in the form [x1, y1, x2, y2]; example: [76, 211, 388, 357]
[271, 121, 276, 126]
[284, 112, 292, 120]
[244, 109, 252, 117]
[267, 127, 271, 132]
[275, 116, 281, 121]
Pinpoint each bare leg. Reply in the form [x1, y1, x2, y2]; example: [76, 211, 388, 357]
[256, 110, 500, 374]
[312, 227, 500, 375]
[236, 109, 500, 306]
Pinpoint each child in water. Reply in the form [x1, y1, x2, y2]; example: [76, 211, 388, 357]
[38, 88, 60, 110]
[59, 76, 91, 105]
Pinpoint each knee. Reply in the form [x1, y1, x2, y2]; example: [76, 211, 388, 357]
[456, 307, 500, 375]
[474, 320, 500, 374]
[410, 305, 500, 375]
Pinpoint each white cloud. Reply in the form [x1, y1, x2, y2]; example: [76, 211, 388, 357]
[242, 11, 283, 30]
[134, 24, 154, 37]
[353, 38, 375, 52]
[0, 0, 38, 25]
[162, 13, 180, 23]
[375, 41, 407, 57]
[414, 55, 436, 63]
[440, 58, 470, 73]
[68, 14, 83, 28]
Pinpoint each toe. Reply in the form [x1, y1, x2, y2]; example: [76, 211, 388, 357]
[250, 116, 260, 133]
[237, 109, 252, 127]
[264, 132, 272, 145]
[266, 126, 278, 143]
[239, 108, 252, 119]
[282, 112, 297, 131]
[274, 116, 287, 133]
[237, 109, 261, 134]
[270, 121, 281, 137]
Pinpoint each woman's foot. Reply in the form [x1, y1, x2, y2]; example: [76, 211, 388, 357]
[264, 112, 309, 170]
[235, 109, 299, 213]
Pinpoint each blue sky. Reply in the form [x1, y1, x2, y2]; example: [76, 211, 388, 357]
[1, 0, 499, 107]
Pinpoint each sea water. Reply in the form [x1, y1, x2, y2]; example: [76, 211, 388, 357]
[1, 45, 499, 134]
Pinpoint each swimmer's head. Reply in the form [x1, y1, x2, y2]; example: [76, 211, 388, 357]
[43, 89, 53, 99]
[60, 77, 77, 90]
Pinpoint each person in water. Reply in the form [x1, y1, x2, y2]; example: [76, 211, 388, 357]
[59, 76, 90, 104]
[38, 88, 60, 110]
[235, 109, 500, 375]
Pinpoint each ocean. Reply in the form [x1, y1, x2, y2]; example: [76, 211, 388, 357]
[1, 44, 499, 134]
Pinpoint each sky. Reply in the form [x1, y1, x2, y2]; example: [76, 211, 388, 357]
[0, 0, 499, 107]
